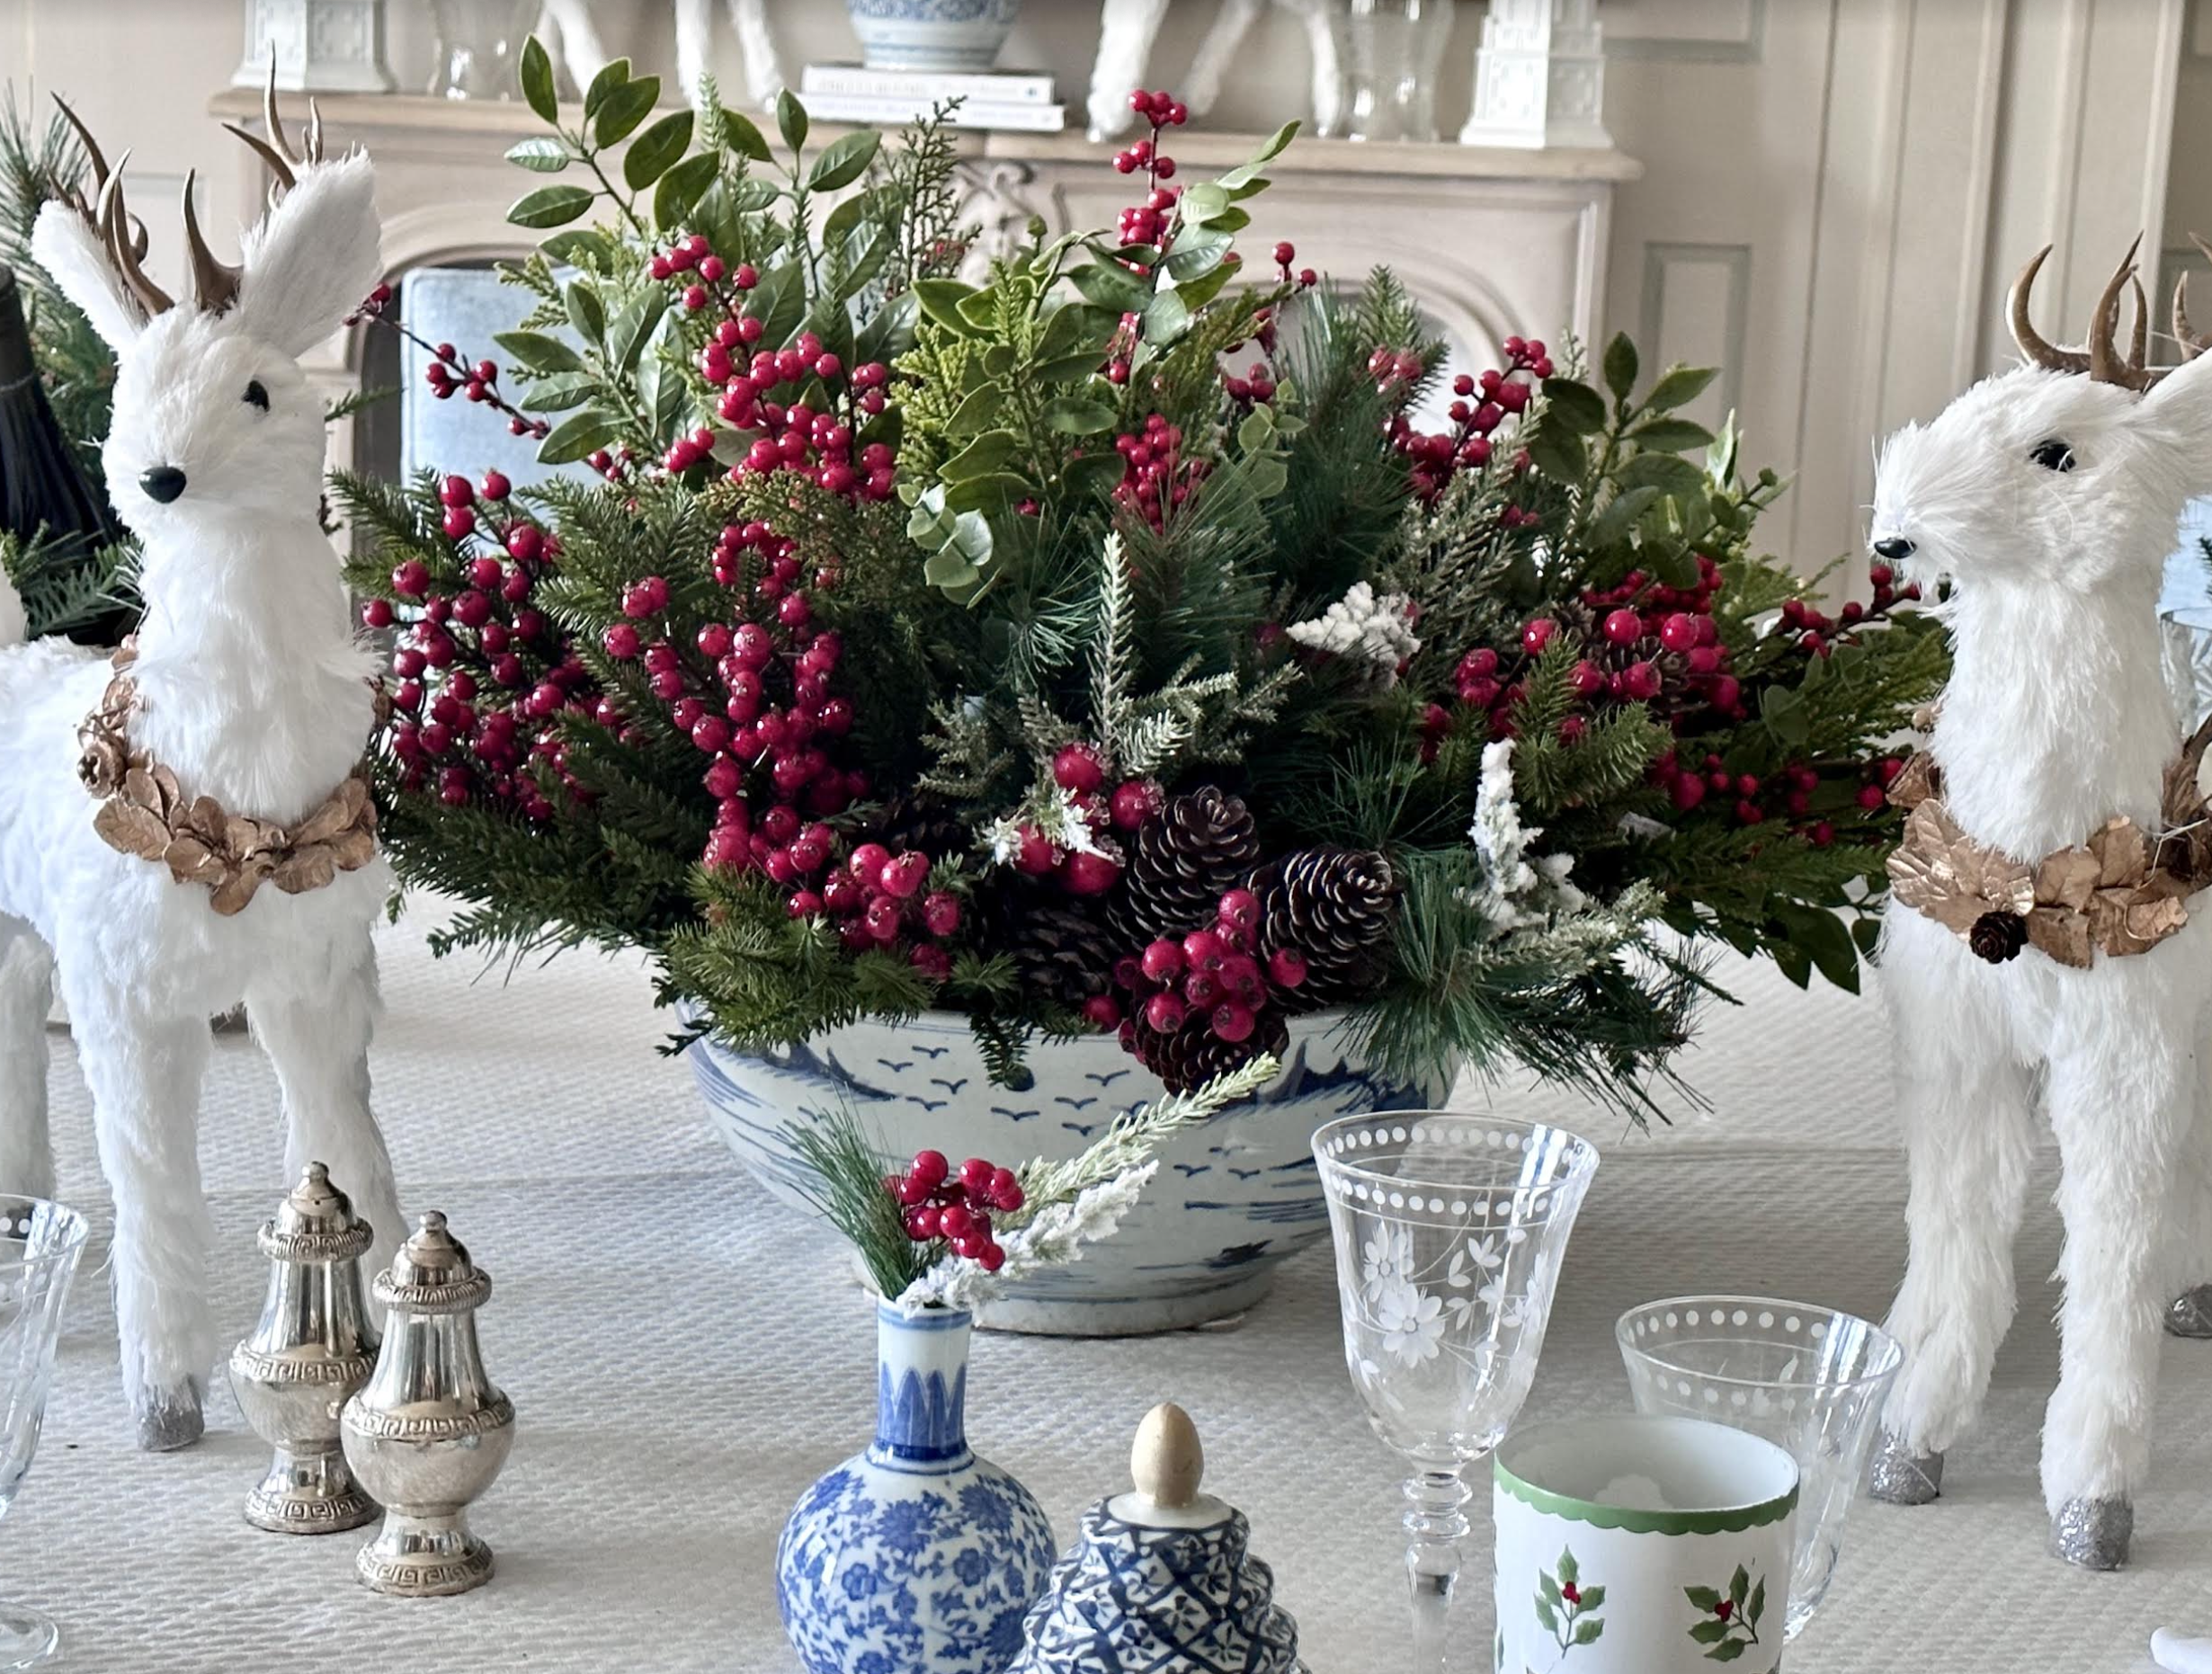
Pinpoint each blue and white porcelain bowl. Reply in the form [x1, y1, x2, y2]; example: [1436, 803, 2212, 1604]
[844, 0, 1025, 73]
[688, 1010, 1437, 1335]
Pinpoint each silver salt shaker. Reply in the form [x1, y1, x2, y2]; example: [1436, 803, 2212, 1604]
[228, 1162, 380, 1534]
[341, 1211, 514, 1596]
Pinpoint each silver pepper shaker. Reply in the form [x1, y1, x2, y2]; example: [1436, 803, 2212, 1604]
[340, 1211, 514, 1596]
[227, 1162, 380, 1534]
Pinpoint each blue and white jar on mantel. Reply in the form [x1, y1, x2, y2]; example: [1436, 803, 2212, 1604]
[777, 1301, 1057, 1674]
[844, 0, 1026, 73]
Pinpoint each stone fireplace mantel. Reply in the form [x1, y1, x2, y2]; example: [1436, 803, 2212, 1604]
[208, 88, 1638, 472]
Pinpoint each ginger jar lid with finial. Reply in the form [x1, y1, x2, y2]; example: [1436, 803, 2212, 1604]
[1007, 1402, 1307, 1674]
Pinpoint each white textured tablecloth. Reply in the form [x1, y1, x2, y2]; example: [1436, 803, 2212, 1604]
[17, 907, 2209, 1673]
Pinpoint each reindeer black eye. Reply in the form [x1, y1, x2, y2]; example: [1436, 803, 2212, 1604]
[243, 379, 269, 412]
[2029, 438, 2074, 472]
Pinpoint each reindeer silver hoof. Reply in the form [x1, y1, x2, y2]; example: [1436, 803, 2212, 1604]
[2050, 1496, 2132, 1569]
[135, 1379, 204, 1452]
[1868, 1433, 1943, 1504]
[2167, 1286, 2212, 1339]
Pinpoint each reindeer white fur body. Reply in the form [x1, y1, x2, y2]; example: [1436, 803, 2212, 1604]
[1868, 260, 2212, 1565]
[0, 123, 404, 1449]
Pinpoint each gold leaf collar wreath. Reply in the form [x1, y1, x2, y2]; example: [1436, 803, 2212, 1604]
[76, 639, 384, 917]
[1886, 719, 2212, 968]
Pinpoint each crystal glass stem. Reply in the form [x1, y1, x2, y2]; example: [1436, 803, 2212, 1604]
[1404, 1465, 1469, 1672]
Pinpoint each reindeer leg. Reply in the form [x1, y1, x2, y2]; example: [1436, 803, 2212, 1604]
[65, 975, 214, 1451]
[2038, 961, 2201, 1568]
[1184, 0, 1267, 117]
[245, 930, 405, 1299]
[1087, 0, 1173, 141]
[0, 918, 57, 1200]
[2162, 1019, 2212, 1338]
[1870, 911, 2037, 1505]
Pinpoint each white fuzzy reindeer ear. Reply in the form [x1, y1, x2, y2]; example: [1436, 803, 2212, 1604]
[233, 152, 382, 359]
[29, 200, 144, 352]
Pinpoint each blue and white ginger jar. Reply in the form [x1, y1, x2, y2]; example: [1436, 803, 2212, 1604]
[844, 0, 1025, 73]
[777, 1301, 1057, 1674]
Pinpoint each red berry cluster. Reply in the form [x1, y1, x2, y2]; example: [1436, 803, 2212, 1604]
[643, 231, 897, 500]
[800, 841, 966, 977]
[888, 1150, 1026, 1272]
[1271, 239, 1318, 291]
[1011, 746, 1161, 902]
[1113, 414, 1209, 530]
[1384, 337, 1551, 499]
[1105, 886, 1308, 1049]
[347, 287, 552, 442]
[379, 472, 586, 816]
[599, 561, 866, 876]
[1113, 89, 1190, 253]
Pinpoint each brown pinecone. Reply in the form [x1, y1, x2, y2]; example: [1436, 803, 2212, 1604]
[862, 791, 973, 863]
[1128, 1007, 1289, 1095]
[1250, 845, 1398, 1009]
[1110, 788, 1261, 948]
[985, 881, 1119, 1011]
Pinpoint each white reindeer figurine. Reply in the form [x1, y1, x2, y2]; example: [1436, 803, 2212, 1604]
[0, 85, 406, 1450]
[1866, 242, 2212, 1568]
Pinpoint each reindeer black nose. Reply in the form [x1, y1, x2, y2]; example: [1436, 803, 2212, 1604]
[139, 467, 187, 504]
[1873, 536, 1915, 562]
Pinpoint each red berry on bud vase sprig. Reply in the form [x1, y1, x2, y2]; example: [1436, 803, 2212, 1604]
[887, 1150, 1026, 1272]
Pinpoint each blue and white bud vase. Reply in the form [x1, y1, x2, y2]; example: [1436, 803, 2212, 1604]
[777, 1301, 1057, 1674]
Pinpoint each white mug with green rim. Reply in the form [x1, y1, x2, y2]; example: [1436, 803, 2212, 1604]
[1494, 1415, 1797, 1674]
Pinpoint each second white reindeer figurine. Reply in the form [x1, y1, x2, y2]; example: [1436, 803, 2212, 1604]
[1867, 241, 2212, 1568]
[0, 81, 406, 1450]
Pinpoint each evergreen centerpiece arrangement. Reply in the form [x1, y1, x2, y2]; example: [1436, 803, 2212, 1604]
[338, 55, 1945, 1117]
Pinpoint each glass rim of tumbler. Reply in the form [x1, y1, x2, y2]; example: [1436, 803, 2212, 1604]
[1615, 1294, 1903, 1391]
[1311, 1109, 1601, 1198]
[0, 1196, 89, 1275]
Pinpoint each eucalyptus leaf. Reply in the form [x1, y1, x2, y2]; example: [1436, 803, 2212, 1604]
[1164, 227, 1232, 282]
[1602, 333, 1638, 402]
[1250, 119, 1299, 165]
[593, 77, 662, 150]
[1614, 452, 1707, 498]
[583, 59, 630, 121]
[563, 282, 605, 343]
[1526, 427, 1585, 483]
[504, 137, 570, 174]
[914, 278, 981, 334]
[776, 88, 808, 153]
[540, 228, 611, 268]
[941, 430, 1021, 483]
[1034, 351, 1109, 384]
[537, 409, 620, 466]
[1633, 416, 1717, 454]
[519, 36, 558, 125]
[722, 107, 772, 163]
[1041, 396, 1118, 434]
[1038, 302, 1118, 362]
[945, 385, 1003, 440]
[1142, 289, 1190, 344]
[1646, 363, 1720, 412]
[1588, 485, 1662, 548]
[1540, 377, 1608, 435]
[495, 330, 584, 376]
[652, 151, 720, 229]
[1067, 262, 1149, 314]
[1061, 451, 1126, 500]
[508, 183, 596, 229]
[807, 129, 881, 192]
[622, 109, 694, 191]
[1179, 182, 1230, 223]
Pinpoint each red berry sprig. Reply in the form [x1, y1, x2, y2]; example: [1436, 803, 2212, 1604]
[1383, 336, 1551, 500]
[888, 1151, 1026, 1273]
[379, 473, 584, 818]
[1112, 413, 1209, 530]
[1006, 748, 1158, 906]
[1113, 89, 1189, 258]
[348, 287, 552, 443]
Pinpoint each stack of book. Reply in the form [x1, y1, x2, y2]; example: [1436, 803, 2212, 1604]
[797, 64, 1065, 133]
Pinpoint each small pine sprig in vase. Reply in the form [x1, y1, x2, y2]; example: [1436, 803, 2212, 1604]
[789, 1054, 1278, 1310]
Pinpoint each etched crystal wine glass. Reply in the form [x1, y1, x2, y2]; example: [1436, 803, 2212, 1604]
[0, 1197, 86, 1670]
[1618, 1296, 1902, 1643]
[1314, 1111, 1600, 1674]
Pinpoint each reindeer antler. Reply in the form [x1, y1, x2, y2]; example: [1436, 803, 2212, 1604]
[95, 156, 173, 321]
[2172, 233, 2212, 363]
[2013, 236, 2183, 391]
[180, 171, 242, 316]
[220, 50, 326, 198]
[49, 93, 147, 260]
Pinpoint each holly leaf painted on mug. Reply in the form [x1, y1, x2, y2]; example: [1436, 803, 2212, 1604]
[1684, 1587, 1724, 1612]
[1534, 1596, 1558, 1634]
[1576, 1585, 1605, 1612]
[1690, 1620, 1731, 1644]
[1728, 1565, 1750, 1609]
[1574, 1619, 1604, 1646]
[1539, 1572, 1562, 1607]
[1707, 1642, 1749, 1662]
[1556, 1548, 1578, 1588]
[1748, 1577, 1766, 1628]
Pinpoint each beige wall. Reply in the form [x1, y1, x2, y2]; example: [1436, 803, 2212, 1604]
[1, 0, 2200, 572]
